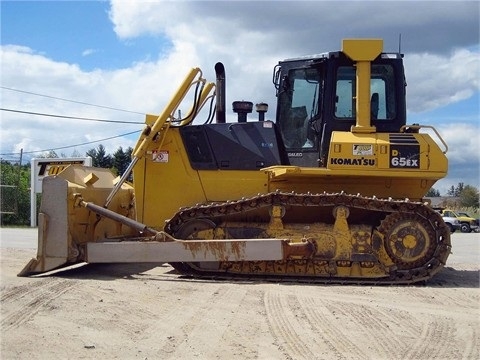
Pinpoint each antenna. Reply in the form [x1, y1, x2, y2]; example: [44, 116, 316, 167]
[398, 33, 402, 53]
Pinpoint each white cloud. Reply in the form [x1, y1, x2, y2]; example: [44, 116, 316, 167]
[437, 123, 480, 166]
[108, 1, 167, 39]
[82, 49, 97, 57]
[108, 1, 479, 54]
[0, 46, 142, 158]
[404, 49, 480, 112]
[426, 122, 480, 194]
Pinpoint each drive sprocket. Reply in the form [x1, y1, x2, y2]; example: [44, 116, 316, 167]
[378, 212, 435, 270]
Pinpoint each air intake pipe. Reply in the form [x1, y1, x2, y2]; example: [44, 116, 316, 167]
[215, 62, 226, 123]
[256, 102, 268, 121]
[232, 101, 253, 122]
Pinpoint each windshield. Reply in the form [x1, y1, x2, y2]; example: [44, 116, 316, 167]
[443, 210, 460, 218]
[277, 68, 322, 150]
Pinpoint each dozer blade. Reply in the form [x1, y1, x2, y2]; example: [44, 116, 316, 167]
[18, 166, 138, 277]
[18, 177, 71, 276]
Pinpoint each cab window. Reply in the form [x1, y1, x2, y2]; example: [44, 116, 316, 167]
[277, 68, 321, 149]
[335, 65, 396, 120]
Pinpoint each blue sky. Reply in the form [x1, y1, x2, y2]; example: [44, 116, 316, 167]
[1, 1, 173, 71]
[1, 0, 479, 195]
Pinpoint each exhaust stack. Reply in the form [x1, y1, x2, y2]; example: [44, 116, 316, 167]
[215, 62, 226, 123]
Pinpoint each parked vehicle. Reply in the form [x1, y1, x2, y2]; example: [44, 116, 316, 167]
[436, 209, 478, 233]
[457, 212, 480, 233]
[435, 210, 461, 233]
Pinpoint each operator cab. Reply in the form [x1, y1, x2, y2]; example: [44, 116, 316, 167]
[274, 49, 407, 167]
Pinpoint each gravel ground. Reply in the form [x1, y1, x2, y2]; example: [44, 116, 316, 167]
[1, 228, 479, 359]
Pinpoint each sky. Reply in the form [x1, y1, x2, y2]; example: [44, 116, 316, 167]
[1, 0, 479, 195]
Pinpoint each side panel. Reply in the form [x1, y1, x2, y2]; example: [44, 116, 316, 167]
[327, 131, 447, 175]
[265, 130, 448, 200]
[180, 121, 285, 170]
[133, 127, 271, 229]
[199, 170, 269, 202]
[133, 128, 206, 229]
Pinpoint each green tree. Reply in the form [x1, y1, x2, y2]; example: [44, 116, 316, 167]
[112, 146, 132, 176]
[455, 182, 465, 196]
[426, 187, 440, 197]
[125, 147, 132, 160]
[0, 161, 31, 225]
[447, 182, 467, 197]
[459, 185, 479, 208]
[37, 150, 59, 159]
[86, 144, 113, 168]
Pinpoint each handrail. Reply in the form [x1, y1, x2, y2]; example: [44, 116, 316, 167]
[400, 124, 448, 154]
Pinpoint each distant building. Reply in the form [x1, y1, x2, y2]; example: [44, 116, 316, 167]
[425, 197, 461, 208]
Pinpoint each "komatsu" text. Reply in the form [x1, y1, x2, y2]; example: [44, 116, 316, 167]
[330, 158, 375, 166]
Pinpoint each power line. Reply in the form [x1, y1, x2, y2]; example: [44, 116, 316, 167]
[1, 108, 144, 124]
[0, 130, 141, 156]
[0, 86, 145, 115]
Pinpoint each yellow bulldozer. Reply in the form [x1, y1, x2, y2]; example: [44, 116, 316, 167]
[20, 39, 451, 284]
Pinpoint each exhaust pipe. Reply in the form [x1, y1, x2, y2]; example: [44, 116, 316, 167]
[215, 62, 226, 123]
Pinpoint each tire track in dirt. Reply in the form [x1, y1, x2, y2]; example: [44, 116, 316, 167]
[404, 286, 479, 310]
[461, 324, 479, 360]
[108, 280, 205, 348]
[130, 280, 248, 358]
[402, 319, 459, 360]
[155, 284, 215, 356]
[320, 292, 462, 360]
[1, 278, 76, 330]
[159, 285, 247, 358]
[73, 283, 157, 339]
[217, 288, 273, 359]
[325, 301, 407, 357]
[264, 291, 319, 360]
[1, 278, 51, 302]
[299, 296, 368, 360]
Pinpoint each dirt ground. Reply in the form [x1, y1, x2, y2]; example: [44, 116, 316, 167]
[1, 230, 479, 360]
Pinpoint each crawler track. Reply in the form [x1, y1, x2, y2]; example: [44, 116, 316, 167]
[165, 192, 451, 285]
